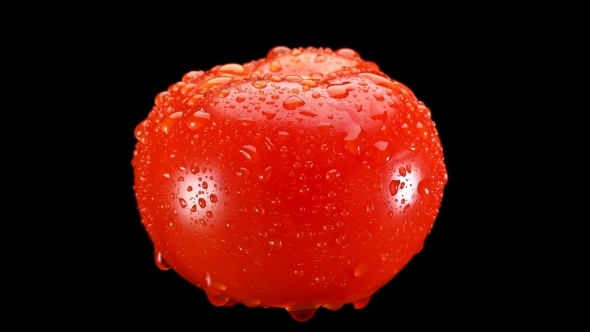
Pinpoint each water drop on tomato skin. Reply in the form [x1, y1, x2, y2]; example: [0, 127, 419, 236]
[154, 249, 171, 271]
[353, 296, 372, 309]
[287, 308, 317, 322]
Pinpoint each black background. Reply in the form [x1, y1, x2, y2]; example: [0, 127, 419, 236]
[87, 11, 504, 329]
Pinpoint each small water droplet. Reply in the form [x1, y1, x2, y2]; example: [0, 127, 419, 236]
[318, 122, 333, 131]
[206, 211, 213, 218]
[366, 203, 374, 213]
[262, 109, 276, 120]
[190, 205, 197, 212]
[191, 164, 200, 174]
[389, 180, 400, 196]
[354, 261, 368, 277]
[252, 81, 267, 89]
[369, 101, 387, 122]
[283, 96, 305, 110]
[210, 194, 218, 203]
[202, 181, 209, 189]
[199, 198, 207, 208]
[343, 123, 365, 156]
[314, 54, 327, 63]
[299, 107, 318, 117]
[294, 270, 304, 277]
[269, 239, 282, 250]
[206, 292, 228, 306]
[224, 187, 232, 194]
[254, 204, 265, 215]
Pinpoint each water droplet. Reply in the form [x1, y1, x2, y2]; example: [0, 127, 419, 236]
[210, 194, 218, 203]
[299, 79, 318, 87]
[288, 309, 317, 322]
[262, 109, 276, 120]
[187, 186, 193, 192]
[217, 63, 247, 75]
[160, 111, 183, 134]
[353, 296, 371, 309]
[294, 270, 304, 277]
[252, 81, 267, 89]
[190, 205, 197, 212]
[327, 83, 352, 98]
[269, 239, 282, 250]
[283, 96, 305, 110]
[366, 203, 374, 213]
[199, 219, 207, 226]
[325, 169, 340, 182]
[325, 302, 344, 310]
[254, 204, 265, 215]
[179, 198, 187, 208]
[239, 145, 260, 164]
[299, 107, 318, 117]
[374, 141, 394, 167]
[185, 110, 210, 130]
[236, 117, 254, 126]
[277, 131, 290, 141]
[369, 101, 387, 122]
[269, 60, 282, 72]
[237, 167, 250, 179]
[199, 198, 207, 208]
[381, 253, 389, 261]
[399, 166, 407, 177]
[259, 167, 273, 182]
[243, 298, 261, 308]
[206, 292, 228, 306]
[343, 123, 364, 155]
[318, 122, 333, 131]
[389, 180, 400, 196]
[314, 54, 327, 63]
[417, 179, 431, 204]
[300, 185, 309, 194]
[403, 203, 411, 213]
[336, 48, 360, 58]
[154, 250, 171, 270]
[206, 211, 213, 218]
[354, 261, 368, 277]
[373, 93, 385, 101]
[202, 181, 209, 189]
[224, 187, 232, 194]
[359, 72, 396, 90]
[191, 164, 200, 174]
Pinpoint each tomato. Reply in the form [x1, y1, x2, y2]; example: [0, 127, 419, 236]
[132, 46, 447, 322]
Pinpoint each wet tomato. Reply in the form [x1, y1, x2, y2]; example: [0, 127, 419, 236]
[132, 46, 447, 321]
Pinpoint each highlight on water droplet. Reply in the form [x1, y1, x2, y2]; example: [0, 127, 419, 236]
[239, 145, 260, 164]
[154, 249, 171, 271]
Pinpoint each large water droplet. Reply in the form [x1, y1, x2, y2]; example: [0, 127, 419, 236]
[160, 111, 183, 134]
[369, 101, 387, 122]
[206, 292, 229, 306]
[343, 123, 364, 155]
[199, 198, 206, 208]
[239, 145, 260, 164]
[283, 96, 305, 110]
[374, 141, 394, 167]
[186, 110, 210, 131]
[259, 167, 273, 182]
[389, 180, 400, 196]
[327, 83, 352, 98]
[154, 249, 171, 271]
[210, 194, 218, 203]
[353, 296, 371, 309]
[418, 179, 431, 204]
[269, 60, 282, 72]
[288, 308, 317, 322]
[217, 63, 247, 75]
[179, 198, 187, 208]
[237, 167, 250, 179]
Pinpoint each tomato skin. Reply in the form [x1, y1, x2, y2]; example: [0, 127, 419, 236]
[133, 47, 447, 318]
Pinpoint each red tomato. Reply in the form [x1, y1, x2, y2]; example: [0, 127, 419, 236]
[132, 46, 447, 322]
